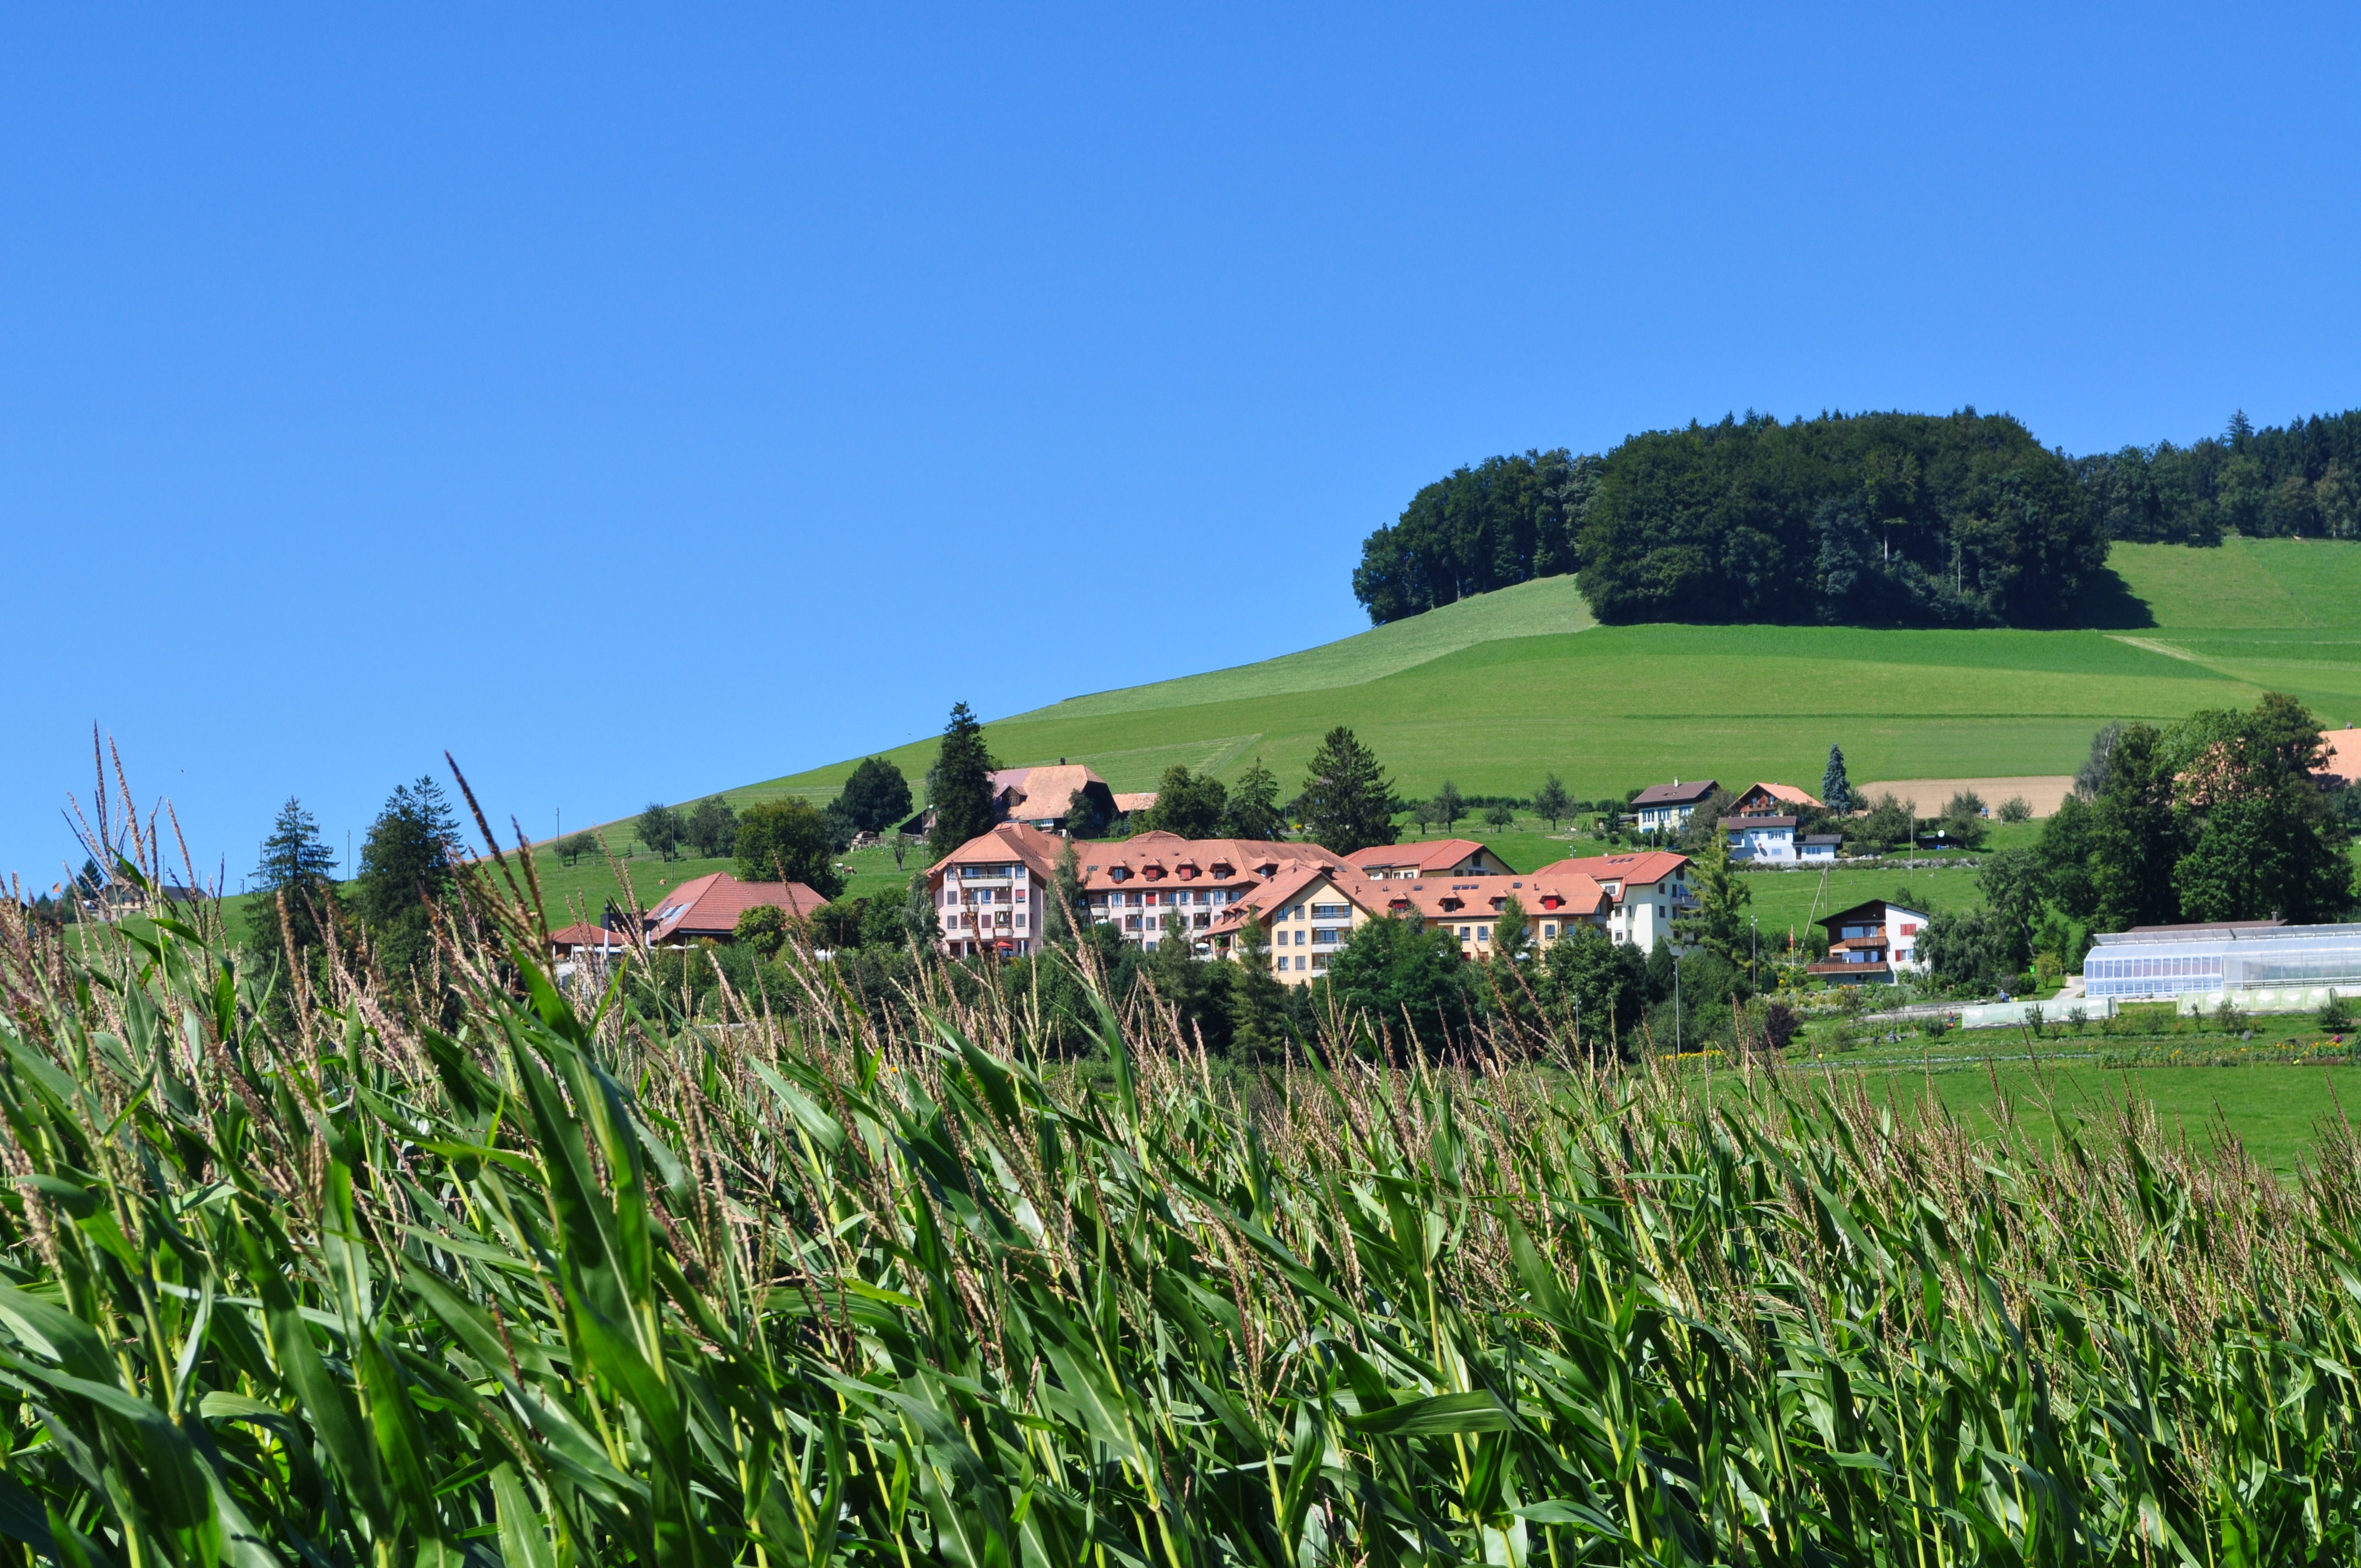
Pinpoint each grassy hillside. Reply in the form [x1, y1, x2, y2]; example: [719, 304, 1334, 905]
[720, 539, 2361, 816]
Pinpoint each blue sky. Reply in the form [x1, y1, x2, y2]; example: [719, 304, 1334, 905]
[7, 4, 2358, 886]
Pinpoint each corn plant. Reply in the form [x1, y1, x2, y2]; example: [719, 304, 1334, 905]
[0, 826, 2354, 1566]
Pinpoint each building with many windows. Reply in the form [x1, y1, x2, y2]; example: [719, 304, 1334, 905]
[1530, 852, 1694, 952]
[1806, 899, 1929, 984]
[2081, 919, 2361, 1004]
[1074, 832, 1345, 951]
[1209, 863, 1613, 983]
[1630, 780, 1719, 832]
[925, 823, 1065, 957]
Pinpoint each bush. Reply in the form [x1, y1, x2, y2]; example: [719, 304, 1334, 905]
[2319, 993, 2355, 1031]
[1998, 795, 2033, 823]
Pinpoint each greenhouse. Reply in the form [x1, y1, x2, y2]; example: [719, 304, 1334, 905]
[2083, 919, 2361, 1003]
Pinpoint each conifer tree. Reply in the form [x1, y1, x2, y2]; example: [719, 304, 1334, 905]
[355, 776, 463, 989]
[1821, 745, 1853, 814]
[1299, 727, 1398, 856]
[247, 796, 340, 967]
[1220, 758, 1286, 840]
[928, 702, 998, 858]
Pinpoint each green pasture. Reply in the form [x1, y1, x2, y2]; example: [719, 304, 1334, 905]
[1827, 1058, 2353, 1179]
[711, 536, 2361, 816]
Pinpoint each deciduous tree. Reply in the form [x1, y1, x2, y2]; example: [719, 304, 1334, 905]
[637, 802, 684, 861]
[1533, 774, 1571, 829]
[684, 796, 738, 859]
[1432, 780, 1466, 832]
[1141, 765, 1227, 839]
[836, 757, 913, 835]
[736, 799, 847, 899]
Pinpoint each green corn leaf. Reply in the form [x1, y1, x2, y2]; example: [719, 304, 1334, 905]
[1346, 1391, 1514, 1438]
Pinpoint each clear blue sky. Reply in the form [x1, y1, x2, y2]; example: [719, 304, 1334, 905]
[7, 4, 2358, 887]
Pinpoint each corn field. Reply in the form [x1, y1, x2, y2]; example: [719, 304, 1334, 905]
[0, 812, 2357, 1566]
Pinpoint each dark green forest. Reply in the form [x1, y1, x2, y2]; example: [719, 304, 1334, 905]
[1353, 406, 2361, 628]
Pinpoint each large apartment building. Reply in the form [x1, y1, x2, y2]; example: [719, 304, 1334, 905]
[1209, 862, 1615, 983]
[926, 823, 1065, 957]
[926, 826, 1691, 967]
[1075, 831, 1345, 950]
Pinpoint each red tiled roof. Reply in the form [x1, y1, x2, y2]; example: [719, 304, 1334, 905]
[1111, 791, 1160, 814]
[549, 922, 631, 950]
[991, 764, 1108, 821]
[1735, 781, 1824, 811]
[1210, 866, 1612, 938]
[1344, 839, 1496, 873]
[927, 822, 1068, 882]
[1076, 831, 1345, 891]
[1720, 815, 1798, 830]
[645, 873, 830, 943]
[1532, 851, 1690, 899]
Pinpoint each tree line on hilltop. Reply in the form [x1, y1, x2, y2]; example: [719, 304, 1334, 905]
[1353, 406, 2361, 630]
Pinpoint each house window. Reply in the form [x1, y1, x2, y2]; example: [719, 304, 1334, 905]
[1477, 927, 1490, 943]
[1311, 902, 1347, 919]
[1311, 954, 1328, 972]
[1312, 928, 1339, 945]
[1543, 922, 1557, 938]
[1294, 929, 1307, 945]
[1295, 954, 1307, 971]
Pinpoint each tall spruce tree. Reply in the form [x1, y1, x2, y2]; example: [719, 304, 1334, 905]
[928, 702, 998, 858]
[247, 796, 340, 970]
[1220, 758, 1286, 840]
[1821, 745, 1853, 814]
[1299, 727, 1397, 855]
[355, 776, 463, 988]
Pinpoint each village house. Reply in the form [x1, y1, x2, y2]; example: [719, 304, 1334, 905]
[1630, 779, 1718, 832]
[900, 760, 1129, 837]
[1343, 838, 1514, 879]
[1728, 781, 1823, 816]
[1806, 898, 1929, 984]
[635, 872, 831, 945]
[1207, 862, 1614, 983]
[1800, 834, 1842, 863]
[1722, 815, 1799, 863]
[1531, 851, 1693, 952]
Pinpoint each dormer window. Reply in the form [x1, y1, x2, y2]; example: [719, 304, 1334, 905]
[1178, 865, 1196, 880]
[1210, 862, 1233, 878]
[1108, 868, 1130, 883]
[1144, 867, 1164, 881]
